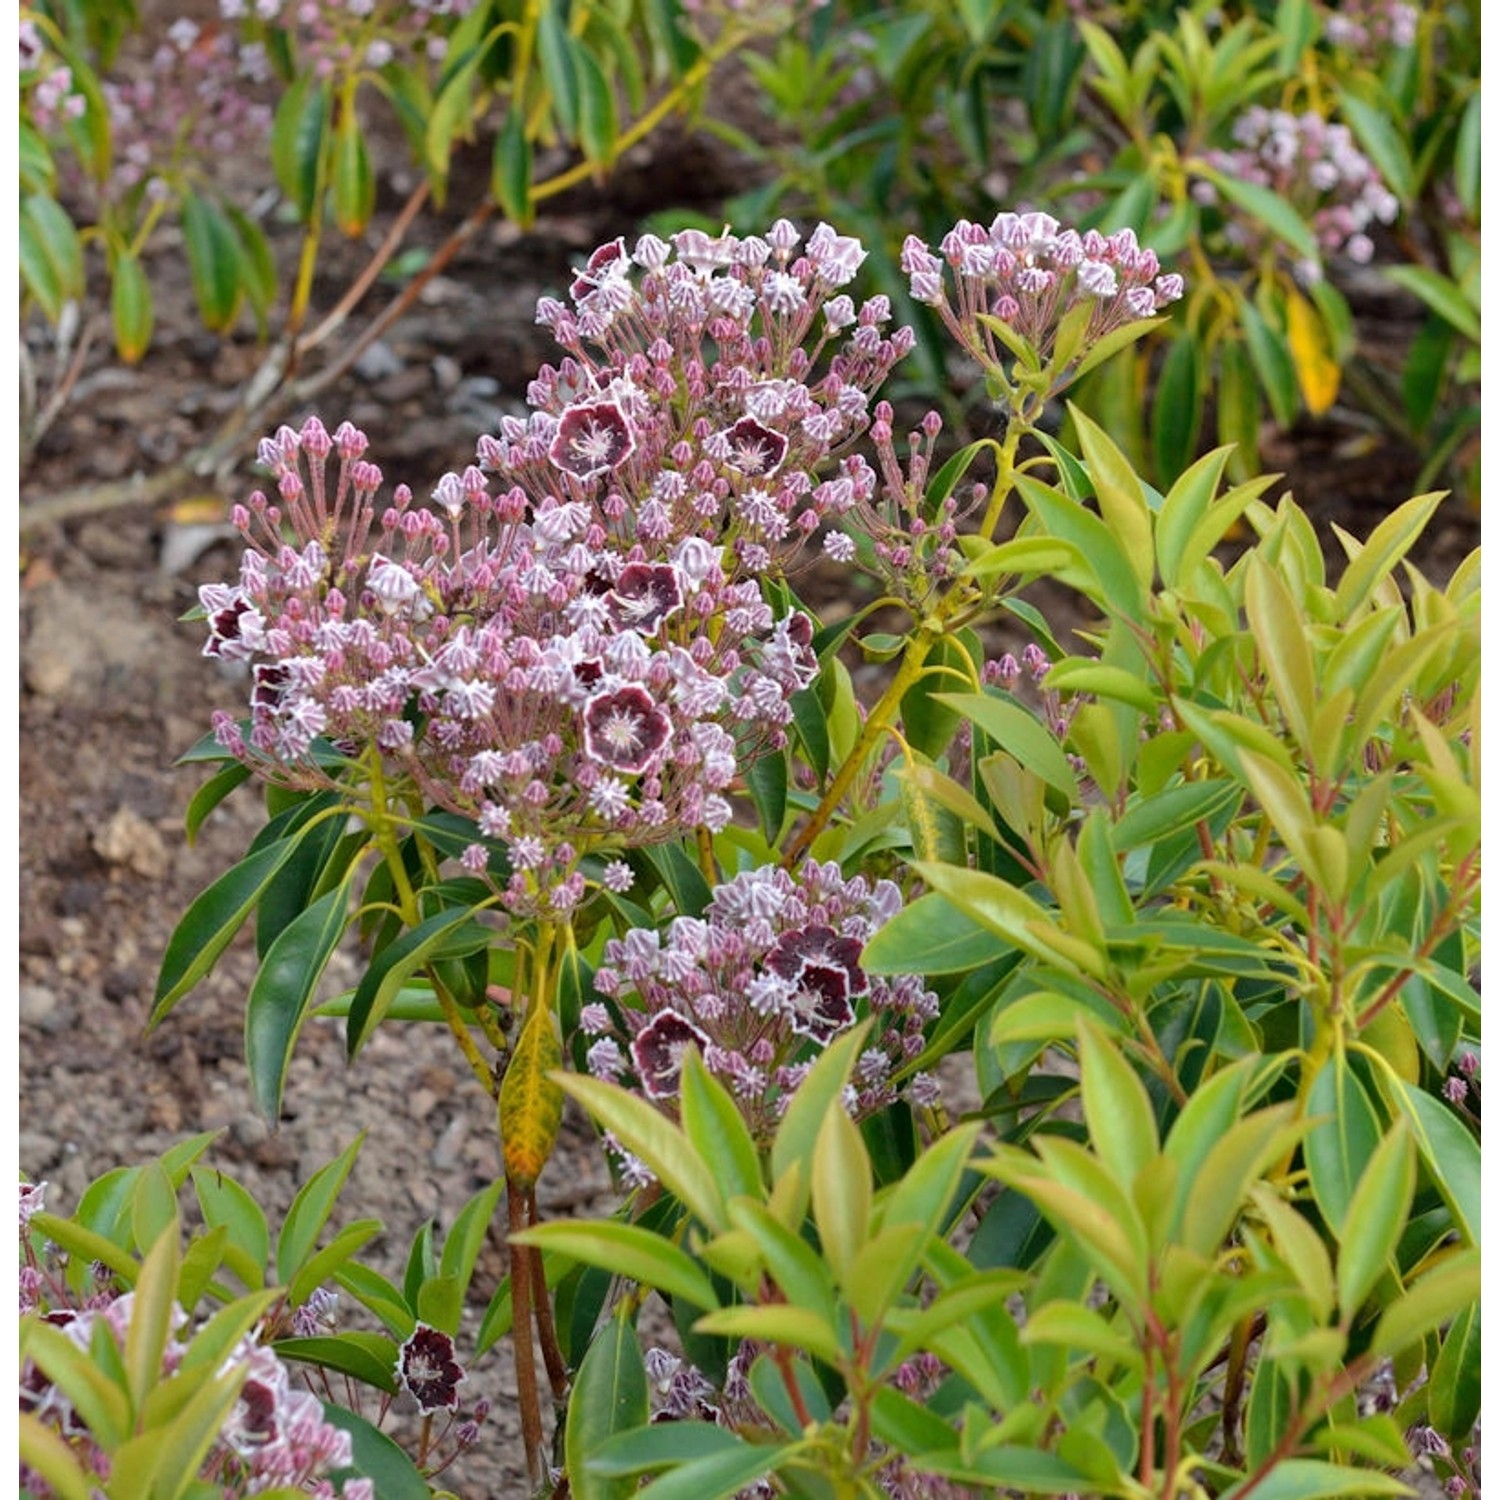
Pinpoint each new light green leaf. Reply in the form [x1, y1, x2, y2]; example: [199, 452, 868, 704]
[510, 1221, 718, 1310]
[811, 1106, 870, 1286]
[1078, 1018, 1158, 1184]
[1335, 1123, 1414, 1318]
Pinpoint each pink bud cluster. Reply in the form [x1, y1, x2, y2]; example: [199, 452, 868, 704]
[220, 0, 482, 73]
[584, 860, 939, 1150]
[1196, 107, 1400, 283]
[1322, 0, 1419, 56]
[901, 213, 1184, 400]
[204, 409, 820, 917]
[823, 403, 980, 608]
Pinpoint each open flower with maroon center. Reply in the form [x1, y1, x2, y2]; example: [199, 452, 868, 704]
[570, 236, 629, 299]
[766, 924, 867, 1042]
[583, 685, 671, 775]
[200, 584, 265, 661]
[398, 1324, 466, 1413]
[632, 1010, 711, 1100]
[605, 562, 685, 636]
[719, 416, 789, 478]
[548, 398, 636, 480]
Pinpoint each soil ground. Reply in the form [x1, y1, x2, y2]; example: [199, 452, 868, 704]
[17, 24, 1475, 1498]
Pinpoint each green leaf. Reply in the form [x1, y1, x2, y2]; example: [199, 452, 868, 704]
[125, 1224, 182, 1414]
[1069, 405, 1153, 593]
[345, 906, 488, 1058]
[934, 692, 1078, 801]
[559, 1075, 726, 1232]
[110, 250, 154, 365]
[1303, 1056, 1382, 1236]
[288, 1218, 383, 1310]
[18, 1410, 93, 1500]
[1222, 1459, 1415, 1499]
[769, 1024, 868, 1203]
[152, 834, 307, 1024]
[1077, 1019, 1158, 1185]
[1330, 492, 1445, 623]
[567, 1315, 650, 1500]
[1200, 164, 1320, 263]
[275, 1332, 402, 1394]
[322, 1401, 432, 1497]
[1426, 1300, 1480, 1439]
[1335, 1123, 1414, 1318]
[1112, 779, 1241, 849]
[537, 0, 580, 136]
[20, 193, 85, 322]
[500, 1000, 566, 1189]
[1237, 296, 1300, 429]
[575, 42, 619, 165]
[191, 1168, 270, 1289]
[1336, 88, 1413, 205]
[276, 1134, 364, 1285]
[181, 193, 243, 333]
[331, 103, 375, 236]
[492, 106, 534, 227]
[691, 1305, 843, 1367]
[271, 74, 330, 221]
[862, 891, 1009, 976]
[811, 1106, 870, 1285]
[184, 763, 252, 845]
[1375, 1071, 1480, 1246]
[512, 1221, 719, 1310]
[1245, 555, 1316, 751]
[1369, 1248, 1479, 1358]
[679, 1050, 762, 1204]
[246, 880, 355, 1120]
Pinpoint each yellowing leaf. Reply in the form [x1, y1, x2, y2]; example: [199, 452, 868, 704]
[1286, 288, 1340, 417]
[499, 1002, 564, 1189]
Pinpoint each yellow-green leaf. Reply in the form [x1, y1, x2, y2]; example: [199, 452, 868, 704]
[499, 1002, 564, 1190]
[1285, 287, 1340, 416]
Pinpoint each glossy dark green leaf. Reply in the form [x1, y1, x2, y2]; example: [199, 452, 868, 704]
[275, 1133, 364, 1285]
[744, 748, 787, 843]
[345, 907, 489, 1059]
[537, 0, 580, 137]
[1151, 333, 1203, 483]
[1336, 88, 1413, 205]
[566, 1316, 650, 1500]
[152, 835, 309, 1024]
[20, 193, 84, 323]
[1202, 166, 1319, 263]
[184, 763, 251, 845]
[1427, 1300, 1480, 1440]
[322, 1399, 433, 1497]
[862, 890, 1009, 976]
[575, 42, 618, 165]
[256, 805, 348, 958]
[1303, 1056, 1382, 1235]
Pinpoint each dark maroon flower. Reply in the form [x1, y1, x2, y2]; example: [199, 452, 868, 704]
[399, 1324, 466, 1413]
[605, 563, 684, 636]
[570, 237, 628, 300]
[632, 1010, 710, 1100]
[251, 662, 291, 712]
[573, 656, 605, 690]
[583, 686, 671, 775]
[720, 417, 789, 477]
[767, 924, 866, 992]
[203, 594, 259, 659]
[549, 399, 636, 480]
[232, 1378, 281, 1448]
[767, 924, 866, 1042]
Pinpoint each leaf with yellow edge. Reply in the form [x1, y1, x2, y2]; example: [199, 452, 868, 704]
[1285, 287, 1341, 417]
[499, 1002, 564, 1190]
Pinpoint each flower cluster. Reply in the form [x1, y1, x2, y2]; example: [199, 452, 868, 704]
[900, 213, 1184, 407]
[202, 221, 912, 916]
[1196, 107, 1400, 282]
[220, 0, 482, 72]
[204, 412, 819, 915]
[20, 1291, 369, 1498]
[499, 219, 914, 579]
[1321, 0, 1419, 58]
[584, 860, 939, 1148]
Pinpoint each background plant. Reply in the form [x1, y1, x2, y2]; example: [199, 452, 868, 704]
[18, 0, 793, 517]
[701, 0, 1479, 500]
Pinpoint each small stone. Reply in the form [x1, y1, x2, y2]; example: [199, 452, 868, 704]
[432, 355, 463, 392]
[92, 807, 172, 880]
[432, 1115, 468, 1171]
[354, 340, 405, 381]
[20, 985, 58, 1027]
